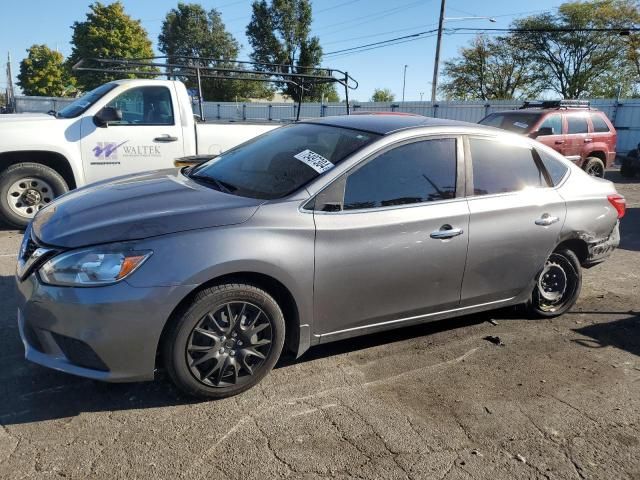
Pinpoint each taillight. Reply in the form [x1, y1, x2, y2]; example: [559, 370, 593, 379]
[607, 194, 626, 219]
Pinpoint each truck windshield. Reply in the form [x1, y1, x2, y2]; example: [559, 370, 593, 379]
[189, 123, 380, 200]
[479, 112, 542, 133]
[57, 83, 118, 118]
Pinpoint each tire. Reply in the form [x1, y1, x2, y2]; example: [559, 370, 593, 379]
[0, 162, 68, 229]
[527, 248, 582, 318]
[583, 157, 605, 178]
[620, 163, 637, 178]
[162, 283, 286, 399]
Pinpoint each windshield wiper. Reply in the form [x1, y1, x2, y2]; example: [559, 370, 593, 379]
[46, 110, 58, 118]
[190, 174, 237, 194]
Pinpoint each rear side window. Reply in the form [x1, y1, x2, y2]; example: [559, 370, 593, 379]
[538, 114, 562, 135]
[590, 113, 611, 133]
[469, 137, 547, 195]
[343, 139, 457, 210]
[537, 149, 569, 186]
[566, 115, 589, 134]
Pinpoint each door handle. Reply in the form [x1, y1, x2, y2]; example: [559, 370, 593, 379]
[554, 140, 565, 145]
[154, 135, 179, 142]
[430, 225, 464, 239]
[584, 138, 592, 143]
[535, 214, 560, 226]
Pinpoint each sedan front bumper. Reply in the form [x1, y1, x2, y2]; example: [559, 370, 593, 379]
[16, 273, 194, 382]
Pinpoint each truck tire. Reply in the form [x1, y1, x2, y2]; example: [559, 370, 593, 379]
[0, 163, 68, 229]
[583, 157, 605, 178]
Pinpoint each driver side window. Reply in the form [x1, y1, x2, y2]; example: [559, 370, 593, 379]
[106, 86, 174, 126]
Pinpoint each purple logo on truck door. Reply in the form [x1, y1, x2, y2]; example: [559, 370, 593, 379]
[93, 141, 128, 159]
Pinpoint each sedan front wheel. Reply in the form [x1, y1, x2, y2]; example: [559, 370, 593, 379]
[528, 248, 582, 318]
[163, 283, 285, 398]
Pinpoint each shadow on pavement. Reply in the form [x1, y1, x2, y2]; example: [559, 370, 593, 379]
[572, 314, 640, 357]
[605, 170, 640, 184]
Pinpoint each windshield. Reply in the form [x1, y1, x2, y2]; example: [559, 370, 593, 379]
[57, 83, 118, 118]
[479, 112, 542, 133]
[190, 123, 380, 200]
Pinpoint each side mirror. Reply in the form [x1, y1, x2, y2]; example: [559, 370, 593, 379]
[530, 126, 554, 138]
[93, 107, 122, 127]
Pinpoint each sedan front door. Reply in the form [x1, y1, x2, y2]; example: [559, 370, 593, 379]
[311, 136, 470, 338]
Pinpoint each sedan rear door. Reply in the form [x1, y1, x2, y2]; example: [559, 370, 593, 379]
[310, 136, 470, 339]
[460, 136, 567, 307]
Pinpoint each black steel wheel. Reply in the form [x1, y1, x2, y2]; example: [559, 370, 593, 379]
[163, 283, 285, 398]
[583, 157, 605, 178]
[528, 248, 582, 318]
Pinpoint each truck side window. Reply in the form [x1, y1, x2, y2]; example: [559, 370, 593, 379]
[566, 115, 589, 134]
[106, 86, 174, 126]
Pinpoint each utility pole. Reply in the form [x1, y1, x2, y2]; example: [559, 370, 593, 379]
[402, 64, 408, 102]
[6, 53, 15, 113]
[431, 0, 446, 103]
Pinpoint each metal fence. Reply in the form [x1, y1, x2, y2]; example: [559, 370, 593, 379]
[14, 95, 640, 153]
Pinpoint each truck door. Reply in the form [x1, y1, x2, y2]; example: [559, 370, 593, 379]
[563, 113, 590, 166]
[532, 113, 565, 154]
[80, 85, 185, 184]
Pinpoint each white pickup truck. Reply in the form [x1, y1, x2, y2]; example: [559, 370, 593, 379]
[0, 79, 280, 227]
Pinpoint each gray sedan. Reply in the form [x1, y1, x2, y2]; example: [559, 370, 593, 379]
[15, 114, 625, 398]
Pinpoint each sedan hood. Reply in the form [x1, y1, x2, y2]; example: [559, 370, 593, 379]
[33, 169, 264, 248]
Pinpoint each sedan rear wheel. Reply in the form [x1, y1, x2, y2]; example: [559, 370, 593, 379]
[163, 283, 285, 398]
[528, 248, 582, 318]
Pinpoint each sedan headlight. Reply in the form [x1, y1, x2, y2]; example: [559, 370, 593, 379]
[39, 247, 152, 287]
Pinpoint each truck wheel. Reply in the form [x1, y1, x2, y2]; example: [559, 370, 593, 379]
[583, 157, 605, 178]
[0, 163, 68, 229]
[620, 163, 636, 178]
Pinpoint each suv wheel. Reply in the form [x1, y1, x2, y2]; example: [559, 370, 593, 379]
[527, 248, 582, 318]
[583, 157, 605, 178]
[163, 283, 285, 399]
[0, 163, 68, 228]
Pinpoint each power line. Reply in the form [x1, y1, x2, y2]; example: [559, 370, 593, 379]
[324, 29, 438, 56]
[325, 34, 438, 59]
[315, 0, 365, 14]
[323, 23, 439, 46]
[451, 27, 640, 33]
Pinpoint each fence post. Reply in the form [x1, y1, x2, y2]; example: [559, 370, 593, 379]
[321, 104, 327, 117]
[433, 104, 439, 118]
[217, 104, 221, 120]
[484, 103, 490, 117]
[242, 104, 247, 120]
[391, 104, 398, 112]
[268, 104, 272, 121]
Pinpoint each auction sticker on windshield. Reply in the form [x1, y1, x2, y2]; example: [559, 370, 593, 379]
[294, 149, 334, 173]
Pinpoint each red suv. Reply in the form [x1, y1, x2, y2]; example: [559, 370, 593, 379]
[479, 101, 616, 177]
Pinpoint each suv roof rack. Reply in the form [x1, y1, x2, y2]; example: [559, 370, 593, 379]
[519, 100, 591, 110]
[72, 56, 359, 121]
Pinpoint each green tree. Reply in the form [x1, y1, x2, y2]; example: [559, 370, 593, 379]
[371, 88, 395, 102]
[68, 1, 157, 91]
[512, 0, 640, 98]
[17, 45, 74, 97]
[246, 0, 332, 102]
[440, 35, 542, 100]
[159, 2, 270, 101]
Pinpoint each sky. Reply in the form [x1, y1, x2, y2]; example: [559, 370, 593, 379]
[1, 0, 565, 101]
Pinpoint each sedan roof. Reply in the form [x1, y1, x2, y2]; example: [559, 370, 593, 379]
[302, 113, 477, 135]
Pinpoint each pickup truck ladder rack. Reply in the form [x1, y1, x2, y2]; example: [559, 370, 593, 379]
[72, 57, 359, 121]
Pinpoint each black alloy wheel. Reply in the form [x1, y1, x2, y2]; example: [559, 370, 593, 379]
[163, 283, 285, 399]
[186, 301, 273, 387]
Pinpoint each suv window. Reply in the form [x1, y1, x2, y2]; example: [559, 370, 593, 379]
[479, 112, 541, 134]
[538, 114, 562, 135]
[537, 149, 569, 186]
[566, 115, 589, 134]
[590, 113, 610, 133]
[342, 139, 457, 210]
[106, 86, 174, 125]
[470, 137, 547, 195]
